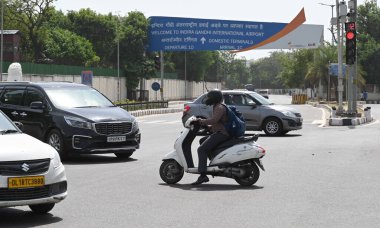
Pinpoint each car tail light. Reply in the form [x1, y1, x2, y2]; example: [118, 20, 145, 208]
[183, 105, 190, 113]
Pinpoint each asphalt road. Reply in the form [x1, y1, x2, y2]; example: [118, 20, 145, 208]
[1, 95, 380, 228]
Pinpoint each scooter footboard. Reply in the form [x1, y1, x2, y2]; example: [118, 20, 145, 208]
[187, 166, 245, 178]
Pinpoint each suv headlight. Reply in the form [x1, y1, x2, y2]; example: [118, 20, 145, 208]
[282, 111, 297, 118]
[52, 150, 62, 169]
[132, 118, 139, 132]
[64, 116, 92, 129]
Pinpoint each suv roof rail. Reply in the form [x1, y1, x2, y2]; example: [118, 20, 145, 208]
[0, 81, 32, 84]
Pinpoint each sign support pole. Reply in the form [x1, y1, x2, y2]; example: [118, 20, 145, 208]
[160, 50, 164, 101]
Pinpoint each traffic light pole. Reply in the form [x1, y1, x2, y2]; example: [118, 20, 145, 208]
[347, 0, 358, 114]
[336, 0, 344, 113]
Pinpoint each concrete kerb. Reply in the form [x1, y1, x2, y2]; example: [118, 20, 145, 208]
[129, 107, 183, 117]
[311, 102, 373, 126]
[125, 100, 188, 117]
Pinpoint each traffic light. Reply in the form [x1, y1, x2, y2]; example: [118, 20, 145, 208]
[154, 55, 160, 70]
[345, 22, 356, 65]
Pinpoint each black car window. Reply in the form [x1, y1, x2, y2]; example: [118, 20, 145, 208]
[223, 94, 233, 105]
[24, 89, 45, 107]
[0, 88, 25, 105]
[244, 94, 256, 105]
[232, 95, 246, 105]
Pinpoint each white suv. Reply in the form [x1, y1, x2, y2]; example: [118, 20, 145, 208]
[0, 110, 67, 214]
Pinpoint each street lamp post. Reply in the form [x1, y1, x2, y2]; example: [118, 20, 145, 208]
[117, 33, 120, 101]
[115, 12, 121, 101]
[319, 2, 336, 45]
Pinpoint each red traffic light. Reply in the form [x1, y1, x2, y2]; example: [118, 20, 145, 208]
[346, 31, 355, 40]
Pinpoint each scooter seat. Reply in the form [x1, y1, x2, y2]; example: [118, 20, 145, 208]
[209, 134, 259, 159]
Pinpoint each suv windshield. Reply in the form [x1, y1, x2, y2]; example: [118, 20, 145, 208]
[248, 92, 272, 105]
[44, 86, 115, 109]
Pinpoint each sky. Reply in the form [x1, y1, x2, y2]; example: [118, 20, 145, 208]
[54, 0, 377, 60]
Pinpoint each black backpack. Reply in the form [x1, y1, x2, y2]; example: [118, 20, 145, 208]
[222, 104, 246, 138]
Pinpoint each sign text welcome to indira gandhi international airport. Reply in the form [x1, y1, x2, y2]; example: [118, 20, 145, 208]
[147, 9, 324, 53]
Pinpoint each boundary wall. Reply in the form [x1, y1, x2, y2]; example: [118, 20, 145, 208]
[2, 74, 221, 102]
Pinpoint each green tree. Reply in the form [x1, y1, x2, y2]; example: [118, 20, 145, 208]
[280, 49, 314, 88]
[357, 0, 380, 84]
[120, 11, 155, 89]
[43, 28, 99, 66]
[249, 52, 286, 89]
[66, 8, 118, 67]
[170, 51, 215, 82]
[225, 58, 249, 89]
[305, 44, 337, 99]
[5, 0, 56, 61]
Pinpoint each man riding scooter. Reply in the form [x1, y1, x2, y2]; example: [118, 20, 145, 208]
[191, 89, 231, 185]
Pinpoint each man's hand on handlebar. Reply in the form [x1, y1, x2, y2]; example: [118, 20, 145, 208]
[191, 118, 201, 125]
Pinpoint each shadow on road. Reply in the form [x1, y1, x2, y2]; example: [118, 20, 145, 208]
[63, 154, 138, 165]
[159, 183, 263, 191]
[0, 208, 62, 227]
[245, 133, 302, 138]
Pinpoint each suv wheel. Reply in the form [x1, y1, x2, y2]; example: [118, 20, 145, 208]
[263, 118, 282, 136]
[47, 129, 67, 158]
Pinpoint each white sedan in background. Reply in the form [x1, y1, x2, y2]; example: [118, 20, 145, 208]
[0, 110, 67, 214]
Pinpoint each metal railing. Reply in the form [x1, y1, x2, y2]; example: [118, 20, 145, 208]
[117, 101, 168, 111]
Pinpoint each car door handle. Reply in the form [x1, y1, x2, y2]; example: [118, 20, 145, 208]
[20, 112, 27, 117]
[11, 111, 19, 116]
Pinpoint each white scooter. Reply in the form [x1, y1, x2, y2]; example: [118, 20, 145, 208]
[159, 116, 266, 186]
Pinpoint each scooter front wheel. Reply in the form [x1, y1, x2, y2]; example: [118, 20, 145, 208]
[234, 163, 260, 186]
[160, 159, 184, 184]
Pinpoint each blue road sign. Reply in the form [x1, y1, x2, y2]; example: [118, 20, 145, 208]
[329, 63, 347, 76]
[151, 82, 161, 91]
[148, 16, 289, 52]
[81, 70, 93, 86]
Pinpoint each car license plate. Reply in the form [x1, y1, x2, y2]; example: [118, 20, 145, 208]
[107, 136, 126, 142]
[8, 176, 45, 189]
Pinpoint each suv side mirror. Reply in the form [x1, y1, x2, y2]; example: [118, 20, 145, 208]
[14, 121, 24, 132]
[30, 101, 44, 110]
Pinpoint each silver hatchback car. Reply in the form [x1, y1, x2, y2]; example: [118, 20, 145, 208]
[182, 90, 302, 136]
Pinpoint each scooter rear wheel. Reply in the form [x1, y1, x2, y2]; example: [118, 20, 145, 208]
[234, 163, 260, 186]
[160, 159, 184, 184]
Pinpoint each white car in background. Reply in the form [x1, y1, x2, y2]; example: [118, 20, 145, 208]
[0, 110, 67, 214]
